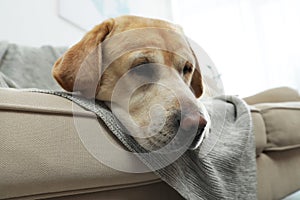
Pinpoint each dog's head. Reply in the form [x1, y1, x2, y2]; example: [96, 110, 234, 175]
[52, 15, 210, 151]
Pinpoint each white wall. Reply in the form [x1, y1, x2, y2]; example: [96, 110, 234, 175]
[0, 0, 85, 47]
[0, 0, 172, 47]
[173, 0, 300, 96]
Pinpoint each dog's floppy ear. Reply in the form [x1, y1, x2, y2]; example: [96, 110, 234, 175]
[191, 64, 204, 98]
[190, 47, 204, 98]
[52, 18, 115, 97]
[185, 37, 204, 98]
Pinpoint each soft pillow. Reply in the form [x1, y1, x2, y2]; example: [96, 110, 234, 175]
[0, 41, 67, 90]
[254, 102, 300, 151]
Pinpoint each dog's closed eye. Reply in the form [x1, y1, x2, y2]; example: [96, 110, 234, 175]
[131, 65, 156, 78]
[131, 57, 151, 68]
[130, 59, 157, 80]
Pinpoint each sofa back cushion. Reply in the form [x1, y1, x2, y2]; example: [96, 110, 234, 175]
[0, 41, 67, 90]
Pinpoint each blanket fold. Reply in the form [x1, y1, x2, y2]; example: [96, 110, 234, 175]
[22, 89, 257, 200]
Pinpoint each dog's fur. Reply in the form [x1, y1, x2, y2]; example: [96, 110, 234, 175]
[52, 15, 209, 150]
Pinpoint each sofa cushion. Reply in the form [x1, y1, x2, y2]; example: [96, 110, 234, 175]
[0, 41, 67, 90]
[244, 87, 300, 105]
[250, 107, 267, 156]
[254, 102, 300, 151]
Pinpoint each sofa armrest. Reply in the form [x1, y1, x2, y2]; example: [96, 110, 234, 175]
[0, 88, 159, 199]
[243, 87, 300, 105]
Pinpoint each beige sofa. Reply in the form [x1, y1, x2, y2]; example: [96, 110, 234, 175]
[244, 87, 300, 199]
[0, 86, 299, 200]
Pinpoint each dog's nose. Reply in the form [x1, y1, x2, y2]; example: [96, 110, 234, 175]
[181, 112, 207, 131]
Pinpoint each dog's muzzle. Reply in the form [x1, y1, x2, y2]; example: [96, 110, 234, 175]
[178, 111, 208, 150]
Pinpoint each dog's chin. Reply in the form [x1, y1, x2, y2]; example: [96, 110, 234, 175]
[134, 132, 175, 151]
[133, 129, 195, 152]
[135, 123, 210, 151]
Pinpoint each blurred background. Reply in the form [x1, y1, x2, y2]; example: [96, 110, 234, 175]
[0, 0, 299, 97]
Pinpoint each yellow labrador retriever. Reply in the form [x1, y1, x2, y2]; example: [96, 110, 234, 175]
[52, 15, 210, 151]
